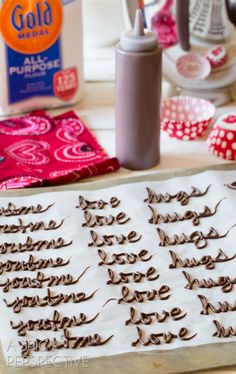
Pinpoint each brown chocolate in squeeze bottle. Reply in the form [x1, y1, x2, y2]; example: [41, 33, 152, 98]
[115, 9, 162, 170]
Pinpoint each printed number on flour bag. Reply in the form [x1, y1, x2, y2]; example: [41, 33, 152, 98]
[0, 0, 84, 115]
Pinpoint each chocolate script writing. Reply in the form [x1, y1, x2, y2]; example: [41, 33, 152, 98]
[0, 255, 70, 275]
[157, 225, 236, 249]
[19, 328, 113, 358]
[0, 218, 64, 234]
[131, 326, 197, 347]
[0, 202, 54, 217]
[106, 267, 159, 285]
[4, 288, 98, 313]
[169, 249, 236, 270]
[3, 178, 236, 358]
[98, 249, 152, 266]
[213, 320, 236, 338]
[183, 271, 236, 293]
[144, 185, 211, 206]
[82, 210, 130, 227]
[198, 294, 236, 315]
[117, 285, 170, 304]
[125, 306, 187, 325]
[11, 310, 100, 336]
[148, 199, 223, 226]
[0, 236, 72, 254]
[0, 267, 89, 292]
[88, 230, 141, 247]
[76, 196, 120, 210]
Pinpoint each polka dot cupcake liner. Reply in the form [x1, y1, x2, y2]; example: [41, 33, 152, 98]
[161, 96, 216, 141]
[207, 112, 236, 160]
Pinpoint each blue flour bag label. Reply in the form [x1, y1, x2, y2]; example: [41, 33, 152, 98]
[0, 0, 83, 113]
[1, 0, 63, 103]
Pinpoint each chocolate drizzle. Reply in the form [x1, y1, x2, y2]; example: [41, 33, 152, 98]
[144, 185, 211, 206]
[0, 266, 89, 292]
[117, 285, 170, 304]
[183, 271, 236, 293]
[88, 230, 141, 247]
[4, 288, 98, 313]
[148, 199, 223, 226]
[213, 320, 236, 338]
[0, 202, 54, 217]
[198, 294, 236, 315]
[225, 182, 236, 190]
[131, 326, 197, 347]
[11, 310, 100, 336]
[0, 255, 70, 275]
[107, 267, 159, 285]
[169, 249, 236, 270]
[19, 329, 113, 358]
[76, 196, 120, 210]
[0, 218, 64, 234]
[157, 225, 236, 249]
[125, 306, 187, 325]
[98, 249, 152, 266]
[82, 210, 130, 227]
[0, 236, 72, 254]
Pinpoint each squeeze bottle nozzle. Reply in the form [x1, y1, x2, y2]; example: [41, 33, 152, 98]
[134, 9, 145, 36]
[120, 9, 157, 52]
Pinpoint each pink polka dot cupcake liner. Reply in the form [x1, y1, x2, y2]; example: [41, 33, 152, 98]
[176, 53, 211, 80]
[161, 96, 216, 141]
[207, 113, 236, 160]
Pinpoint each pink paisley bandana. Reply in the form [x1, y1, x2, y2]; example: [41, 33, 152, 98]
[0, 110, 120, 190]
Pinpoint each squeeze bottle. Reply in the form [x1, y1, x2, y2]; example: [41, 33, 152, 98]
[115, 9, 162, 170]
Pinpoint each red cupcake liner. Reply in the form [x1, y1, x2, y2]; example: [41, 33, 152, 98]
[207, 112, 236, 160]
[162, 120, 209, 140]
[161, 96, 215, 141]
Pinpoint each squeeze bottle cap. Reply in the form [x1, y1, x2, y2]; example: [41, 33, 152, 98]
[120, 9, 158, 52]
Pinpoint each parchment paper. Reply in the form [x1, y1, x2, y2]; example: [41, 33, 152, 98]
[1, 165, 236, 373]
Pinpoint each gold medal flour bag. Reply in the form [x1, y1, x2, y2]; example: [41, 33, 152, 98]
[0, 0, 84, 115]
